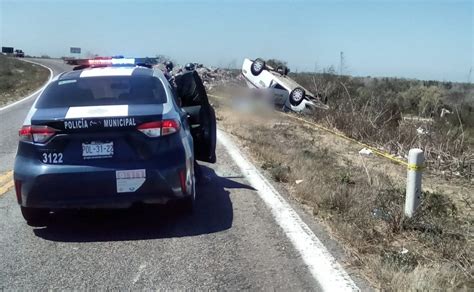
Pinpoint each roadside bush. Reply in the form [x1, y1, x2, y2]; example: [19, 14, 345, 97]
[291, 71, 474, 178]
[266, 58, 287, 69]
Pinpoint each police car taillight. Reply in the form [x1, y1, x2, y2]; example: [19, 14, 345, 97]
[137, 120, 180, 137]
[19, 125, 57, 143]
[161, 120, 180, 135]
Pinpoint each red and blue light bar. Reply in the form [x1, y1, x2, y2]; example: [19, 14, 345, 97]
[87, 58, 136, 66]
[72, 57, 155, 71]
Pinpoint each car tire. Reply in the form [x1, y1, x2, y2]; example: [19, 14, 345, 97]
[289, 87, 305, 106]
[180, 175, 196, 214]
[250, 58, 265, 76]
[277, 65, 289, 76]
[21, 206, 49, 226]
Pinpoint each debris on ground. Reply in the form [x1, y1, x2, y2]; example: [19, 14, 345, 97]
[416, 127, 428, 135]
[359, 148, 373, 156]
[195, 67, 235, 90]
[273, 122, 290, 127]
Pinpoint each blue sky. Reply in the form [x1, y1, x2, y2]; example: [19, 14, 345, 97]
[0, 0, 472, 82]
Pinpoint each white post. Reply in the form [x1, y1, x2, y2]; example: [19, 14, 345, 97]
[404, 148, 424, 218]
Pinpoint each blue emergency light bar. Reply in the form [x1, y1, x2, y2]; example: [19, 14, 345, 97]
[72, 57, 156, 70]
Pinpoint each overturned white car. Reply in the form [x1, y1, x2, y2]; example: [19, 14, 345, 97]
[241, 58, 328, 112]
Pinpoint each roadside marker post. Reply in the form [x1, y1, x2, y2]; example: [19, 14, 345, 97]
[404, 148, 424, 218]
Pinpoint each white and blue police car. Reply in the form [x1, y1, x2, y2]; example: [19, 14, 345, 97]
[13, 58, 216, 225]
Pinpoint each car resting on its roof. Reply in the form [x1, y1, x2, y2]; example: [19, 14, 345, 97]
[241, 58, 328, 112]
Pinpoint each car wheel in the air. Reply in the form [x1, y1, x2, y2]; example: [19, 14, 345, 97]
[251, 58, 266, 76]
[21, 206, 49, 226]
[289, 87, 305, 106]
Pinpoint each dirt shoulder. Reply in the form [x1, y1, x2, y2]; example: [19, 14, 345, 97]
[0, 56, 50, 107]
[210, 94, 473, 290]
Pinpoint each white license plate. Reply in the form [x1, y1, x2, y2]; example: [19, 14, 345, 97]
[82, 142, 114, 159]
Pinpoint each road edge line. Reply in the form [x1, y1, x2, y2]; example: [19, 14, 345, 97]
[217, 129, 360, 292]
[0, 59, 54, 112]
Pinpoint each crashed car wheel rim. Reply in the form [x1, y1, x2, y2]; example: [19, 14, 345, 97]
[292, 89, 304, 102]
[253, 61, 263, 72]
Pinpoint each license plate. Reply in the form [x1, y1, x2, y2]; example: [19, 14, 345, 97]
[82, 142, 114, 159]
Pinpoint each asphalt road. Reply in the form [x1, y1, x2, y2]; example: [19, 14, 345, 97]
[0, 59, 360, 290]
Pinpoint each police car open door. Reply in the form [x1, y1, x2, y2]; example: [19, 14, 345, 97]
[175, 71, 216, 163]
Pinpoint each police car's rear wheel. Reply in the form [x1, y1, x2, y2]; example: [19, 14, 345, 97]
[180, 175, 196, 214]
[251, 58, 265, 76]
[289, 87, 305, 106]
[21, 206, 49, 226]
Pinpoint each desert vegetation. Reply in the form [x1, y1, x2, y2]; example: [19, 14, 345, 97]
[211, 100, 472, 290]
[292, 70, 474, 179]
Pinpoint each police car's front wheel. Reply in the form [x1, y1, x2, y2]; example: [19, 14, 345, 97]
[21, 206, 49, 226]
[289, 87, 305, 106]
[251, 58, 265, 76]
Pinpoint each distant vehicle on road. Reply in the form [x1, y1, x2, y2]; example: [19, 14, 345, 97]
[63, 57, 79, 65]
[14, 49, 25, 57]
[241, 58, 328, 112]
[14, 58, 216, 225]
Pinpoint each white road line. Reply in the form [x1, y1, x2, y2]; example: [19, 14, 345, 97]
[217, 129, 360, 292]
[0, 59, 54, 112]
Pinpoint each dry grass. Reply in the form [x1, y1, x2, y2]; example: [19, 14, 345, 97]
[0, 55, 50, 106]
[291, 72, 474, 179]
[211, 95, 473, 290]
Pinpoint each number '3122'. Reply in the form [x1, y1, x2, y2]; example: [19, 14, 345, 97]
[42, 153, 63, 164]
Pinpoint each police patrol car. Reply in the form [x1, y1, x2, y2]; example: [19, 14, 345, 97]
[13, 57, 216, 225]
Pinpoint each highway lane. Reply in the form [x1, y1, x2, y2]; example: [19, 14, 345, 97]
[0, 59, 360, 290]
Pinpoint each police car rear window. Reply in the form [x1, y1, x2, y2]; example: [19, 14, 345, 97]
[36, 76, 167, 108]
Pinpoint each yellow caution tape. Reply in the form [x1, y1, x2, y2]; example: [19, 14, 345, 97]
[280, 112, 410, 167]
[407, 163, 425, 172]
[208, 93, 412, 169]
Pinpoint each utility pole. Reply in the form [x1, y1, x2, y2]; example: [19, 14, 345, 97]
[340, 51, 344, 76]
